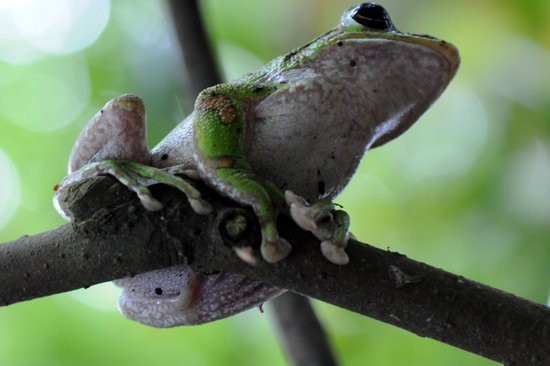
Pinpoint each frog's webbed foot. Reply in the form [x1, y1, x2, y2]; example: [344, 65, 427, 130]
[55, 94, 212, 219]
[57, 160, 212, 217]
[285, 190, 350, 265]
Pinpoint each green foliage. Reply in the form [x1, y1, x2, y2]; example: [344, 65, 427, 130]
[0, 0, 548, 365]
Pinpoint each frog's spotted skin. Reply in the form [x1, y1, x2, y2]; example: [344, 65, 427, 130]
[55, 3, 459, 327]
[199, 94, 239, 125]
[115, 266, 283, 327]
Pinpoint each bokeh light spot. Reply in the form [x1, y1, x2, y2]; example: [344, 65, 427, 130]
[501, 140, 550, 226]
[0, 57, 90, 132]
[0, 149, 20, 231]
[0, 0, 110, 63]
[388, 83, 489, 182]
[69, 282, 121, 313]
[218, 41, 264, 81]
[113, 0, 166, 48]
[489, 36, 550, 110]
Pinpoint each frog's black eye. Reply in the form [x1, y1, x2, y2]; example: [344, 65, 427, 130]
[351, 3, 392, 30]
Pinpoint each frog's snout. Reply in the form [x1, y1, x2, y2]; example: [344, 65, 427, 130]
[426, 39, 461, 80]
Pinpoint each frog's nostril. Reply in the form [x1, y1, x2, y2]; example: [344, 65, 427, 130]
[352, 3, 393, 30]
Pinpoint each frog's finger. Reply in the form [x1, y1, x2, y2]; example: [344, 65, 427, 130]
[163, 165, 202, 180]
[331, 210, 351, 248]
[135, 188, 164, 211]
[285, 190, 333, 232]
[319, 210, 350, 265]
[121, 161, 202, 200]
[110, 160, 212, 215]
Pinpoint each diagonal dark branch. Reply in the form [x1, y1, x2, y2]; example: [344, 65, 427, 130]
[167, 0, 220, 102]
[166, 1, 338, 364]
[270, 293, 338, 366]
[0, 177, 549, 366]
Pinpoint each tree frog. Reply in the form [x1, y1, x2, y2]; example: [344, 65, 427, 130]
[54, 3, 459, 327]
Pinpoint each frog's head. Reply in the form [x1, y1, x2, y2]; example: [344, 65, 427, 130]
[337, 3, 460, 147]
[284, 3, 460, 148]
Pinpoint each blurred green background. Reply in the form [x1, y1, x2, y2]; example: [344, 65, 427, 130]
[0, 0, 549, 365]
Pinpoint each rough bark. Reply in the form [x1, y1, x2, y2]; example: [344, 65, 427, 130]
[1, 177, 548, 366]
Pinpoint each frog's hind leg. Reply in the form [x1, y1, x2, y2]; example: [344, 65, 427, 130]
[59, 159, 210, 213]
[55, 94, 211, 219]
[67, 94, 152, 173]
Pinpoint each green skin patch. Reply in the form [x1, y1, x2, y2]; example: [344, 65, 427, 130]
[193, 85, 302, 261]
[192, 81, 349, 262]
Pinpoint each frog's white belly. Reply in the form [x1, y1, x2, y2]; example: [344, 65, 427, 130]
[249, 79, 369, 201]
[151, 114, 196, 169]
[249, 40, 450, 200]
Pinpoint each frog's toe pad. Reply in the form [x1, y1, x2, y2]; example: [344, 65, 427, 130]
[285, 190, 318, 232]
[261, 237, 292, 263]
[284, 190, 307, 206]
[137, 192, 164, 211]
[233, 246, 258, 266]
[189, 198, 213, 215]
[320, 240, 349, 265]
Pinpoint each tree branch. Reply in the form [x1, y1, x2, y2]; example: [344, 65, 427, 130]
[270, 293, 338, 366]
[166, 0, 220, 102]
[1, 177, 548, 366]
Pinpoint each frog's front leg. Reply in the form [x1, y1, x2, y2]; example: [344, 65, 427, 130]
[54, 94, 211, 219]
[193, 88, 291, 263]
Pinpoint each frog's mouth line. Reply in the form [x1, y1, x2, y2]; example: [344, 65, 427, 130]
[343, 35, 460, 77]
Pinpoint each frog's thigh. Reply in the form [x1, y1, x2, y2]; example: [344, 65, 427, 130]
[69, 94, 151, 173]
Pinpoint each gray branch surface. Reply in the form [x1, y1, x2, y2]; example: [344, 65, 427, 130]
[1, 177, 549, 366]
